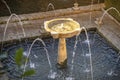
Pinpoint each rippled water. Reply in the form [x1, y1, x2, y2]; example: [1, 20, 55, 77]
[2, 30, 120, 80]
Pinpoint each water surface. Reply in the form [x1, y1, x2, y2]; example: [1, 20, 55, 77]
[2, 30, 120, 80]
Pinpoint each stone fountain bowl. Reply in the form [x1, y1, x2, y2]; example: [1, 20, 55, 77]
[44, 18, 81, 38]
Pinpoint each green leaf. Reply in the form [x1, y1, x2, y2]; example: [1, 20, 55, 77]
[21, 69, 35, 77]
[15, 48, 23, 66]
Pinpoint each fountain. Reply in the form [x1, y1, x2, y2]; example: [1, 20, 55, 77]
[95, 7, 120, 26]
[22, 38, 57, 80]
[2, 30, 120, 80]
[44, 18, 81, 68]
[1, 0, 120, 80]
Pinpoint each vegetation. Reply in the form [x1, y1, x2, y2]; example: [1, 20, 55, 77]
[15, 48, 35, 79]
[105, 0, 120, 22]
[0, 48, 35, 79]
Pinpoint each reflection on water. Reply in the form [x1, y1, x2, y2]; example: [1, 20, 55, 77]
[0, 0, 104, 16]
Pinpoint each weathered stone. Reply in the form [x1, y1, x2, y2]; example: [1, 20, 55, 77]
[0, 4, 120, 51]
[0, 74, 9, 80]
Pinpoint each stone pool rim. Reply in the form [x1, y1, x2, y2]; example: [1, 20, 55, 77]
[0, 3, 120, 51]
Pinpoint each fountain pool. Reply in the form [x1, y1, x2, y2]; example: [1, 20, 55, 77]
[1, 30, 120, 80]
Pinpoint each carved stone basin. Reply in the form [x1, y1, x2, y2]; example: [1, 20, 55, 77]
[44, 18, 81, 68]
[44, 18, 80, 38]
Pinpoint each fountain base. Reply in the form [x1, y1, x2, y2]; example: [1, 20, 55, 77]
[57, 59, 67, 69]
[44, 18, 80, 69]
[94, 18, 103, 26]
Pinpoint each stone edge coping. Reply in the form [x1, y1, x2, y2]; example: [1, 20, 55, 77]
[0, 3, 120, 51]
[97, 27, 120, 52]
[1, 26, 120, 52]
[0, 11, 120, 51]
[0, 3, 105, 24]
[100, 8, 120, 53]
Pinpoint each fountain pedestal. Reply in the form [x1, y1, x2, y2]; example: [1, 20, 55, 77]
[44, 18, 80, 68]
[57, 38, 67, 68]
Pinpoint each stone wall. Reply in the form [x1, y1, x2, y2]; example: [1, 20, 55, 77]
[105, 0, 120, 22]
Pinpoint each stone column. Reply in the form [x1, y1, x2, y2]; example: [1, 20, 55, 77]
[57, 38, 67, 68]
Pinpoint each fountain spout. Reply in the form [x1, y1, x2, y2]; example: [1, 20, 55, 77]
[95, 7, 120, 26]
[44, 18, 80, 68]
[73, 3, 79, 10]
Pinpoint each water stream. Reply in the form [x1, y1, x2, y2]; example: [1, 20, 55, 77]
[46, 3, 56, 16]
[1, 13, 26, 52]
[2, 30, 120, 80]
[81, 27, 93, 80]
[1, 0, 12, 14]
[22, 38, 56, 80]
[99, 7, 120, 24]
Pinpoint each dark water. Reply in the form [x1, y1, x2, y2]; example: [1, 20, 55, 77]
[1, 30, 120, 80]
[0, 0, 104, 17]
